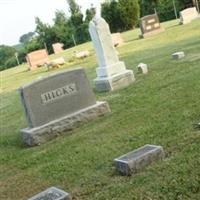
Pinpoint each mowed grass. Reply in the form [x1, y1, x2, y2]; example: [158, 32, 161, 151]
[1, 19, 200, 200]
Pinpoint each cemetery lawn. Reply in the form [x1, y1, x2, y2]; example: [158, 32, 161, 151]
[1, 19, 200, 200]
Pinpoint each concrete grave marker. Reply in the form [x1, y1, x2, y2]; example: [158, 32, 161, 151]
[89, 17, 135, 92]
[179, 7, 199, 25]
[52, 43, 64, 54]
[140, 14, 164, 38]
[172, 52, 185, 60]
[114, 144, 164, 176]
[19, 68, 110, 146]
[137, 63, 148, 74]
[26, 49, 49, 70]
[27, 187, 71, 200]
[111, 33, 124, 47]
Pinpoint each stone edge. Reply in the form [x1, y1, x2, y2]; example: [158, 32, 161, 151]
[114, 144, 165, 176]
[94, 70, 135, 92]
[27, 187, 72, 200]
[21, 101, 110, 146]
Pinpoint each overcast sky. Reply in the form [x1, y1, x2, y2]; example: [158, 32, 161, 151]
[0, 0, 102, 46]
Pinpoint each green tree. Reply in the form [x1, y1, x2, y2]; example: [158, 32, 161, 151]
[19, 32, 35, 44]
[101, 0, 123, 32]
[101, 0, 140, 32]
[35, 17, 58, 53]
[118, 0, 140, 30]
[0, 45, 16, 70]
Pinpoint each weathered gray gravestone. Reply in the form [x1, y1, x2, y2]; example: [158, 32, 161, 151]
[27, 187, 71, 200]
[19, 68, 110, 146]
[140, 14, 164, 38]
[114, 144, 164, 176]
[89, 16, 135, 92]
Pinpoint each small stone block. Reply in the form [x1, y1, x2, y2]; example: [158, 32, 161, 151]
[137, 63, 148, 74]
[27, 187, 72, 200]
[114, 144, 164, 176]
[172, 52, 185, 60]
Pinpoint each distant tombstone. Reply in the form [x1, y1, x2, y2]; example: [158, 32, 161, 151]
[172, 52, 185, 60]
[179, 7, 199, 25]
[114, 144, 165, 176]
[52, 43, 64, 54]
[46, 57, 65, 70]
[26, 49, 48, 70]
[27, 187, 71, 200]
[75, 50, 90, 59]
[111, 33, 124, 47]
[89, 17, 135, 92]
[140, 14, 164, 38]
[19, 68, 110, 146]
[137, 63, 148, 74]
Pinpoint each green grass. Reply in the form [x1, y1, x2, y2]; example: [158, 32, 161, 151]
[1, 19, 200, 200]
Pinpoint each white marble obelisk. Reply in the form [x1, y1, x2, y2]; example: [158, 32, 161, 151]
[89, 17, 135, 92]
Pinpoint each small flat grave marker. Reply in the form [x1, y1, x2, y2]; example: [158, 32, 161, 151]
[27, 187, 71, 200]
[137, 63, 148, 74]
[114, 144, 164, 176]
[172, 52, 185, 60]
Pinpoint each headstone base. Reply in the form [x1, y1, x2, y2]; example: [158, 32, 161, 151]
[21, 101, 110, 146]
[140, 28, 165, 39]
[94, 70, 135, 92]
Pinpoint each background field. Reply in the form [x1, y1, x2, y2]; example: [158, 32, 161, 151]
[1, 19, 200, 200]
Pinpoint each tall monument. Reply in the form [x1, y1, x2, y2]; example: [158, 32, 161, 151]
[89, 17, 135, 92]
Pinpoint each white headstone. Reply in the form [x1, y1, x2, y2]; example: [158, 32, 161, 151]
[137, 63, 148, 74]
[179, 7, 199, 25]
[172, 52, 185, 60]
[89, 17, 135, 92]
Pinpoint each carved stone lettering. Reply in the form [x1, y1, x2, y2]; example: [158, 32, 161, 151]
[41, 83, 77, 104]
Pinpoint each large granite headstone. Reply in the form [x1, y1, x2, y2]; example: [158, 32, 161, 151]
[140, 14, 164, 38]
[27, 187, 71, 200]
[19, 68, 110, 146]
[89, 17, 135, 92]
[114, 144, 164, 176]
[26, 49, 49, 70]
[179, 7, 199, 25]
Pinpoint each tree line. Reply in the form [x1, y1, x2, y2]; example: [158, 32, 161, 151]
[0, 0, 199, 71]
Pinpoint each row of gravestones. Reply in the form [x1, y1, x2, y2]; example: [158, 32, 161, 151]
[20, 8, 198, 200]
[25, 7, 199, 71]
[26, 33, 123, 70]
[27, 144, 165, 200]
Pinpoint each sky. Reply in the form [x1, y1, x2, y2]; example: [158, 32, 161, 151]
[0, 0, 102, 46]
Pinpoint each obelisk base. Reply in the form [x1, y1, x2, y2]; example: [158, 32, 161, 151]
[94, 70, 135, 92]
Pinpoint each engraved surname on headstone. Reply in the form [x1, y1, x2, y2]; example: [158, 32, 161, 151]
[41, 83, 77, 104]
[148, 19, 155, 23]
